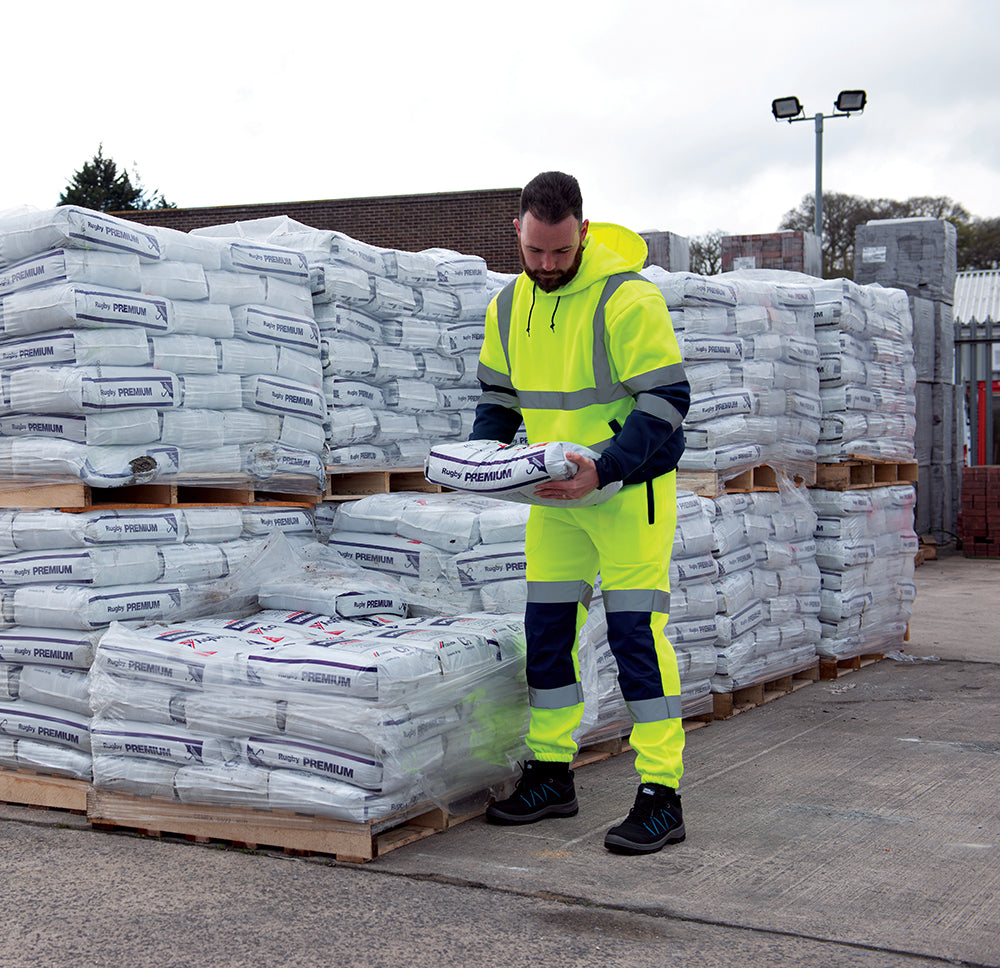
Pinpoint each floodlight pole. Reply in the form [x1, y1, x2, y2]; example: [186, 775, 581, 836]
[814, 112, 824, 238]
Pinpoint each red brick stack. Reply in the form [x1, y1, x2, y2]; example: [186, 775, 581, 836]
[959, 466, 1000, 557]
[721, 231, 822, 275]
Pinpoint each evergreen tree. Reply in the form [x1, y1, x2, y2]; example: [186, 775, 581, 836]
[58, 145, 175, 212]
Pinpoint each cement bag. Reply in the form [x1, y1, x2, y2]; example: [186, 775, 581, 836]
[439, 321, 485, 355]
[90, 719, 239, 766]
[179, 507, 244, 543]
[171, 300, 235, 339]
[232, 305, 320, 354]
[0, 206, 162, 265]
[389, 249, 439, 287]
[156, 543, 231, 583]
[14, 738, 92, 780]
[219, 240, 309, 284]
[370, 346, 422, 382]
[424, 439, 622, 507]
[478, 503, 530, 544]
[321, 337, 377, 379]
[325, 444, 388, 467]
[240, 507, 315, 539]
[16, 665, 90, 716]
[0, 664, 19, 700]
[277, 230, 387, 276]
[0, 410, 161, 446]
[276, 348, 323, 388]
[382, 379, 439, 412]
[172, 762, 271, 807]
[0, 248, 141, 299]
[0, 438, 159, 487]
[154, 227, 224, 269]
[240, 442, 326, 488]
[182, 691, 288, 739]
[324, 531, 446, 583]
[310, 262, 372, 303]
[397, 494, 507, 552]
[217, 338, 279, 377]
[365, 277, 418, 319]
[421, 248, 488, 290]
[0, 544, 162, 587]
[205, 269, 266, 306]
[139, 261, 209, 301]
[222, 410, 281, 445]
[266, 768, 424, 823]
[326, 406, 378, 446]
[0, 329, 150, 369]
[159, 409, 226, 449]
[241, 375, 325, 422]
[417, 289, 459, 322]
[478, 579, 527, 614]
[314, 304, 382, 342]
[13, 582, 192, 630]
[418, 353, 463, 386]
[257, 566, 410, 617]
[0, 366, 180, 414]
[278, 414, 326, 452]
[328, 493, 414, 535]
[149, 335, 218, 374]
[92, 755, 179, 798]
[446, 541, 526, 589]
[435, 386, 481, 411]
[0, 627, 101, 669]
[0, 284, 170, 339]
[262, 277, 314, 318]
[324, 379, 385, 410]
[0, 699, 90, 751]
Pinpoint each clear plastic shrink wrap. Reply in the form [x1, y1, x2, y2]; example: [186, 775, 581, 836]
[640, 268, 821, 484]
[88, 537, 532, 823]
[0, 507, 312, 781]
[0, 206, 326, 493]
[189, 215, 516, 472]
[808, 483, 917, 657]
[707, 477, 821, 692]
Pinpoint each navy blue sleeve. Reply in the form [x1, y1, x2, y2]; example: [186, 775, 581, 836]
[593, 380, 690, 487]
[469, 381, 522, 443]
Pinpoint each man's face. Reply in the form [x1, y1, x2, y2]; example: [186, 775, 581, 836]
[515, 211, 588, 292]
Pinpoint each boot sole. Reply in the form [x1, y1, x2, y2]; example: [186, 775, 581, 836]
[604, 823, 686, 855]
[485, 798, 579, 826]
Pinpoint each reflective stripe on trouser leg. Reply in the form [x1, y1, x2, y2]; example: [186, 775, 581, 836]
[523, 508, 598, 763]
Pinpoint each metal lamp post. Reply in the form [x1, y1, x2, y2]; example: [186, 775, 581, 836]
[771, 90, 867, 238]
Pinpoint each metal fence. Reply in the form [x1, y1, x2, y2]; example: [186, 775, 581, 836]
[955, 317, 999, 465]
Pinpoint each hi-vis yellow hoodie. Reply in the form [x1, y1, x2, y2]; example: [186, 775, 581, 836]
[471, 222, 690, 487]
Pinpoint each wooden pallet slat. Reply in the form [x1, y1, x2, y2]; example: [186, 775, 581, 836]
[712, 660, 821, 720]
[818, 652, 884, 680]
[323, 467, 444, 501]
[813, 458, 918, 491]
[677, 463, 816, 499]
[0, 767, 89, 812]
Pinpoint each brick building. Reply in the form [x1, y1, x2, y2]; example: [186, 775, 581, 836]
[117, 188, 523, 274]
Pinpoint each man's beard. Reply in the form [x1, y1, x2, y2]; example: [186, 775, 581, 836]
[519, 240, 583, 293]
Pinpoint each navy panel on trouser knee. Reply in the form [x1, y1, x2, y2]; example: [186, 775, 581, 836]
[605, 609, 668, 702]
[524, 599, 581, 691]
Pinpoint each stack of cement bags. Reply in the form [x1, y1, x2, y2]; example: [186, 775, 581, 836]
[87, 559, 529, 823]
[706, 483, 821, 692]
[813, 278, 916, 461]
[190, 217, 513, 471]
[0, 206, 326, 492]
[809, 483, 917, 658]
[642, 268, 821, 483]
[320, 491, 530, 615]
[0, 505, 314, 780]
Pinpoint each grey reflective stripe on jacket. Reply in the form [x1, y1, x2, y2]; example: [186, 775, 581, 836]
[529, 682, 585, 710]
[602, 587, 670, 614]
[628, 695, 684, 723]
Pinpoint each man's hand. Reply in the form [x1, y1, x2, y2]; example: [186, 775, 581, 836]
[533, 452, 600, 501]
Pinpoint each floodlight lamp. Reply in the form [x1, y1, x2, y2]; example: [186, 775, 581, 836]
[835, 89, 867, 114]
[771, 96, 803, 121]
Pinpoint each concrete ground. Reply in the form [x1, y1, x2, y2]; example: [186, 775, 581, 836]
[0, 549, 997, 968]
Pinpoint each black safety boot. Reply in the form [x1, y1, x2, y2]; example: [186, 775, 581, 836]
[604, 782, 685, 854]
[485, 760, 578, 825]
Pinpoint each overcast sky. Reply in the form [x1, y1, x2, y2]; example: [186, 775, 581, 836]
[4, 0, 997, 244]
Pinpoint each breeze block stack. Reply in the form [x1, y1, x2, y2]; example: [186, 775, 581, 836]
[958, 464, 1000, 557]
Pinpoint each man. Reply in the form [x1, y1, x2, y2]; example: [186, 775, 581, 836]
[471, 171, 691, 855]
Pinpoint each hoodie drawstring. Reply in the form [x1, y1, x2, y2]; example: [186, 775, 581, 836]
[550, 297, 561, 331]
[525, 285, 562, 335]
[526, 284, 537, 336]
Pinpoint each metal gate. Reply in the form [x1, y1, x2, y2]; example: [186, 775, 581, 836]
[954, 317, 999, 465]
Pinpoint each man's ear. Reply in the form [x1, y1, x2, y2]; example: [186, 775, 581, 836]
[580, 219, 589, 243]
[513, 218, 521, 237]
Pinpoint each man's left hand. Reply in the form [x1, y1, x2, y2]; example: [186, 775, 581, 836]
[533, 452, 600, 501]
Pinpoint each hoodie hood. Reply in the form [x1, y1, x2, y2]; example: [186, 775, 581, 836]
[547, 221, 649, 297]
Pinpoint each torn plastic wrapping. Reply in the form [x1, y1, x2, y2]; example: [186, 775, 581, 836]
[808, 484, 916, 658]
[0, 207, 327, 493]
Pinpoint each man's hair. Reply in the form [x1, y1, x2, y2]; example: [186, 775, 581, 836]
[519, 171, 583, 224]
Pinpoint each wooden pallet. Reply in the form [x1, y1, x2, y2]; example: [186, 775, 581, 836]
[712, 660, 821, 720]
[0, 767, 89, 813]
[86, 781, 506, 864]
[677, 463, 816, 499]
[813, 458, 918, 491]
[323, 467, 444, 502]
[0, 478, 322, 511]
[818, 652, 884, 680]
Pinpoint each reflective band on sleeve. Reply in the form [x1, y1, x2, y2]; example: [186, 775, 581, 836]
[515, 384, 632, 412]
[527, 579, 594, 608]
[634, 392, 685, 428]
[529, 682, 585, 710]
[478, 389, 521, 411]
[627, 695, 683, 723]
[602, 587, 670, 614]
[625, 362, 688, 394]
[476, 361, 515, 390]
[496, 280, 516, 373]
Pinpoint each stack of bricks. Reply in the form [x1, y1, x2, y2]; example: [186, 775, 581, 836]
[958, 465, 1000, 557]
[720, 231, 822, 276]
